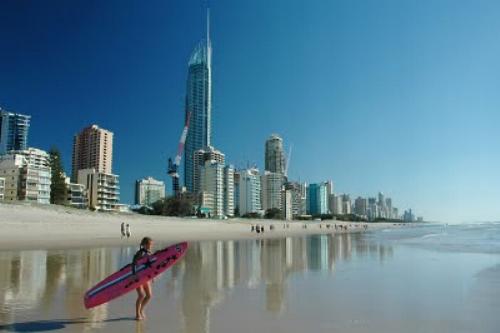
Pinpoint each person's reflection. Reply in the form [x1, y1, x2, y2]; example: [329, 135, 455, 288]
[135, 319, 144, 333]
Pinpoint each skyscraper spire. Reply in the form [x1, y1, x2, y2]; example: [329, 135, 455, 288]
[206, 7, 210, 47]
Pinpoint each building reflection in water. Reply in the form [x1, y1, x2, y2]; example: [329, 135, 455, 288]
[0, 233, 393, 332]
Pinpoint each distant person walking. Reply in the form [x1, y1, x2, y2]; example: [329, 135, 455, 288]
[126, 224, 131, 238]
[121, 222, 126, 238]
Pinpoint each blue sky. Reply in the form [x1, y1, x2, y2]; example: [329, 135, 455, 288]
[1, 0, 499, 222]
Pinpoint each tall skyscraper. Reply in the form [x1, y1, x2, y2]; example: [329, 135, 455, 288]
[0, 109, 31, 155]
[184, 10, 212, 192]
[71, 125, 113, 182]
[265, 134, 285, 174]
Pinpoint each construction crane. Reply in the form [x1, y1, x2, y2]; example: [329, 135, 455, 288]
[168, 111, 191, 197]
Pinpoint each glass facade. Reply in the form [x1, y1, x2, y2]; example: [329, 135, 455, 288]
[0, 110, 31, 155]
[184, 20, 212, 193]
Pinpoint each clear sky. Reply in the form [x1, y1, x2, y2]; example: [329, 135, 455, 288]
[1, 0, 499, 222]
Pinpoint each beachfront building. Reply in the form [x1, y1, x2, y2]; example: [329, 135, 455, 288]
[238, 168, 262, 216]
[0, 177, 4, 200]
[385, 197, 393, 219]
[184, 11, 212, 193]
[193, 146, 224, 195]
[403, 209, 415, 222]
[284, 181, 307, 217]
[223, 165, 234, 217]
[261, 171, 284, 212]
[342, 194, 352, 215]
[0, 154, 22, 201]
[0, 109, 31, 155]
[265, 134, 285, 174]
[367, 197, 378, 221]
[307, 182, 329, 215]
[0, 148, 51, 204]
[281, 188, 293, 220]
[71, 125, 113, 182]
[233, 172, 240, 215]
[65, 180, 88, 209]
[354, 196, 368, 216]
[199, 160, 234, 218]
[135, 177, 165, 207]
[332, 194, 343, 215]
[77, 168, 119, 212]
[200, 160, 224, 218]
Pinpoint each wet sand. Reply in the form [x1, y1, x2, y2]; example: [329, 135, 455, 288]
[0, 203, 394, 250]
[0, 227, 499, 333]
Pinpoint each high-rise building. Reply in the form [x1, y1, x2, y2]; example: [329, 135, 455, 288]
[284, 181, 307, 217]
[71, 125, 113, 182]
[354, 197, 368, 216]
[238, 168, 262, 216]
[0, 109, 31, 155]
[385, 198, 393, 218]
[307, 182, 329, 215]
[281, 189, 293, 221]
[342, 194, 352, 215]
[77, 168, 119, 212]
[332, 194, 344, 215]
[0, 148, 51, 204]
[200, 160, 224, 218]
[265, 134, 285, 174]
[0, 177, 5, 200]
[184, 10, 212, 193]
[135, 177, 165, 206]
[367, 197, 378, 221]
[403, 209, 415, 222]
[261, 171, 284, 212]
[193, 146, 224, 195]
[233, 172, 240, 215]
[223, 165, 234, 217]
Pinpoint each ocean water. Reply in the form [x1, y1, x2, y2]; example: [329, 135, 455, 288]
[0, 223, 499, 333]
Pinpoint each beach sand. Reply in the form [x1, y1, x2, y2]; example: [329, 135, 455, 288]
[0, 202, 395, 250]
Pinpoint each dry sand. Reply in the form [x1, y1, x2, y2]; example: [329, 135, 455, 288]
[0, 202, 396, 250]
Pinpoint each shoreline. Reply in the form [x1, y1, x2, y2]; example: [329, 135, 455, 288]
[0, 202, 402, 251]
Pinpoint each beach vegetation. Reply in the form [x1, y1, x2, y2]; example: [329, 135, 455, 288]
[264, 208, 282, 219]
[48, 147, 68, 205]
[151, 196, 194, 217]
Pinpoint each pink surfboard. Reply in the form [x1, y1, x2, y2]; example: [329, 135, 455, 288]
[84, 242, 188, 309]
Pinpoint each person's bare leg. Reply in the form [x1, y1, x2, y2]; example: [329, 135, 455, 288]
[140, 282, 153, 319]
[135, 286, 145, 320]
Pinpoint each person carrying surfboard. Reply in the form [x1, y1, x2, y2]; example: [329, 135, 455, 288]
[132, 237, 154, 320]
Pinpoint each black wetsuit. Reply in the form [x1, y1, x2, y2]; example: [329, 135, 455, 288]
[132, 248, 152, 275]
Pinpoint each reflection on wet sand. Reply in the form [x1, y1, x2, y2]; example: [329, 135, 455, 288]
[0, 233, 392, 332]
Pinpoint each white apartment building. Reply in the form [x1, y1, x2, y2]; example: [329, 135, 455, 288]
[238, 168, 262, 216]
[281, 189, 293, 220]
[223, 165, 234, 217]
[200, 160, 224, 218]
[0, 177, 5, 200]
[78, 168, 119, 212]
[193, 145, 225, 195]
[0, 148, 51, 204]
[135, 177, 165, 207]
[261, 171, 284, 212]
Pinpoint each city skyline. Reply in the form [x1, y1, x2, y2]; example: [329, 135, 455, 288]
[1, 1, 499, 222]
